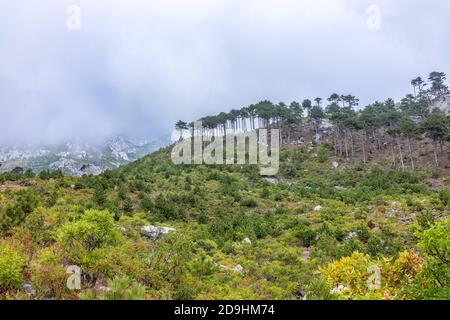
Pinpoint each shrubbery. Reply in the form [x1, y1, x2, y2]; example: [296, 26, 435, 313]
[0, 244, 26, 291]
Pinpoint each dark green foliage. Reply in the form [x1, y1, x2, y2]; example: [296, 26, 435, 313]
[1, 190, 39, 233]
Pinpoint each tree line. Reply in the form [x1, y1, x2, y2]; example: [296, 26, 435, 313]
[176, 72, 449, 169]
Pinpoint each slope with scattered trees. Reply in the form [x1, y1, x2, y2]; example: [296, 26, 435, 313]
[0, 73, 448, 300]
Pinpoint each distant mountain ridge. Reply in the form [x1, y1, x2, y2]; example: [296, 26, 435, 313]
[0, 135, 171, 176]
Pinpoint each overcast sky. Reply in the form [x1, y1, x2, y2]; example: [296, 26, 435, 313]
[0, 0, 449, 145]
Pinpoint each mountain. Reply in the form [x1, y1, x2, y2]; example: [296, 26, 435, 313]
[0, 105, 448, 301]
[0, 135, 171, 176]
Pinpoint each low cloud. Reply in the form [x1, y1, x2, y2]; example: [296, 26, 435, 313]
[0, 0, 448, 145]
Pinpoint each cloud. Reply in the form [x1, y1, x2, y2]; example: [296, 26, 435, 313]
[0, 0, 449, 145]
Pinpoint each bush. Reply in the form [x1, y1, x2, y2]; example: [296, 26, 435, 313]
[30, 247, 67, 298]
[240, 197, 258, 208]
[190, 255, 218, 279]
[317, 144, 331, 163]
[294, 222, 318, 248]
[58, 210, 121, 264]
[83, 276, 146, 300]
[416, 219, 450, 287]
[321, 252, 373, 298]
[93, 185, 107, 207]
[0, 244, 26, 291]
[0, 190, 39, 233]
[439, 188, 450, 206]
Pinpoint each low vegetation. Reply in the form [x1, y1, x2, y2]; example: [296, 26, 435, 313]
[0, 72, 449, 300]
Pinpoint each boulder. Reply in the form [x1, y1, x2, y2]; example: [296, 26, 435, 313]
[242, 237, 252, 245]
[219, 264, 245, 274]
[314, 205, 322, 212]
[22, 283, 36, 296]
[232, 264, 244, 273]
[140, 225, 176, 240]
[263, 177, 278, 185]
[346, 232, 358, 240]
[330, 285, 349, 295]
[301, 247, 310, 261]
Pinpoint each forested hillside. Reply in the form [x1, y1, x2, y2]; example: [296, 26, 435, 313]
[0, 73, 449, 300]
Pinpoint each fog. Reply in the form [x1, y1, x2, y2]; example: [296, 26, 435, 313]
[0, 0, 449, 145]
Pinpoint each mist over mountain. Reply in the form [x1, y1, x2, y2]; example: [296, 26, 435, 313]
[1, 0, 450, 146]
[0, 134, 171, 176]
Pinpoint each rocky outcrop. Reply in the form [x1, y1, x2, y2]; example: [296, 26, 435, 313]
[140, 225, 176, 240]
[431, 94, 450, 115]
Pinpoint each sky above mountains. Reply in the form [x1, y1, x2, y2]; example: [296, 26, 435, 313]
[0, 0, 449, 145]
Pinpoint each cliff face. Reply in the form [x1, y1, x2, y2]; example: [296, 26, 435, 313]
[431, 94, 450, 114]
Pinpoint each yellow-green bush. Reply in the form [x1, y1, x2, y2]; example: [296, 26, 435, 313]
[321, 252, 373, 298]
[30, 246, 67, 298]
[0, 243, 26, 291]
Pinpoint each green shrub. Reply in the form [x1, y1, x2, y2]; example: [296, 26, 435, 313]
[58, 210, 121, 264]
[99, 277, 146, 300]
[294, 223, 318, 248]
[439, 188, 450, 206]
[190, 255, 218, 279]
[317, 144, 331, 163]
[240, 197, 258, 208]
[30, 247, 67, 298]
[0, 244, 26, 291]
[416, 219, 450, 288]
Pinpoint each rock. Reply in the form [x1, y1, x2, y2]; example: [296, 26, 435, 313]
[334, 186, 346, 191]
[314, 133, 322, 142]
[388, 202, 398, 217]
[22, 283, 36, 296]
[219, 264, 244, 273]
[332, 161, 339, 169]
[140, 225, 176, 240]
[242, 237, 252, 245]
[232, 264, 244, 273]
[430, 94, 450, 115]
[301, 247, 310, 261]
[118, 227, 128, 234]
[330, 285, 349, 295]
[320, 119, 333, 129]
[314, 205, 322, 212]
[98, 286, 110, 293]
[346, 232, 358, 240]
[263, 177, 278, 185]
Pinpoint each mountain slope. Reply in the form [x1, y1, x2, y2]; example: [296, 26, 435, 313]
[1, 140, 448, 300]
[0, 135, 171, 176]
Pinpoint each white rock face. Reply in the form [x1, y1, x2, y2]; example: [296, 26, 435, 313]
[232, 264, 244, 273]
[431, 94, 450, 115]
[314, 205, 322, 212]
[140, 225, 176, 240]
